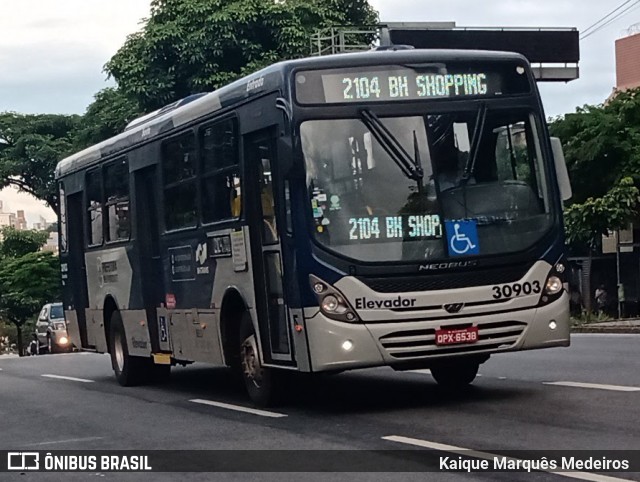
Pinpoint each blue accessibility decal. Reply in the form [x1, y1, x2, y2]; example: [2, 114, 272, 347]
[445, 220, 480, 257]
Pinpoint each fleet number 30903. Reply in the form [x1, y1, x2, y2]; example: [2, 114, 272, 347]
[492, 281, 541, 300]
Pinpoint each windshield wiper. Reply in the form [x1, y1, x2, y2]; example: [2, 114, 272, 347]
[461, 103, 487, 184]
[360, 109, 424, 181]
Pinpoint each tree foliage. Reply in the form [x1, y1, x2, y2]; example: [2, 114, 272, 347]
[550, 88, 640, 204]
[0, 113, 80, 213]
[550, 88, 640, 252]
[0, 251, 61, 355]
[0, 227, 48, 259]
[0, 90, 141, 212]
[74, 87, 141, 147]
[563, 177, 640, 250]
[0, 251, 60, 327]
[106, 0, 379, 110]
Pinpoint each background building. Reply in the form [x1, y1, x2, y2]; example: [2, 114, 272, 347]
[615, 27, 640, 91]
[0, 201, 17, 233]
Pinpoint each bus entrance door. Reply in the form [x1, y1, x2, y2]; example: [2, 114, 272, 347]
[66, 192, 90, 348]
[247, 132, 294, 365]
[134, 165, 164, 354]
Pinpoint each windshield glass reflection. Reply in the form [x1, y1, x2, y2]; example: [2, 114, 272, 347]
[301, 109, 552, 263]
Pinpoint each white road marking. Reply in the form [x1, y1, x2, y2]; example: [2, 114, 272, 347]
[30, 436, 105, 446]
[498, 377, 507, 380]
[41, 374, 94, 383]
[544, 381, 640, 392]
[189, 399, 288, 418]
[383, 435, 633, 482]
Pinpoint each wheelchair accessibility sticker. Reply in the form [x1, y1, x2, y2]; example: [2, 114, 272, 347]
[445, 220, 480, 256]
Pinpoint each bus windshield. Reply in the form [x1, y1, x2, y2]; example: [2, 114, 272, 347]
[301, 108, 553, 262]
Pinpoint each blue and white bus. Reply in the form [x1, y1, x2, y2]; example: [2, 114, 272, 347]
[56, 49, 572, 406]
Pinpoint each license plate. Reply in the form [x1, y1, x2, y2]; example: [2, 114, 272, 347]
[435, 326, 479, 346]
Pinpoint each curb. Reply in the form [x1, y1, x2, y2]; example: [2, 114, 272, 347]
[572, 326, 640, 334]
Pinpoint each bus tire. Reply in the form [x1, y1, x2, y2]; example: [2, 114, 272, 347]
[430, 359, 479, 389]
[239, 312, 280, 407]
[109, 311, 147, 387]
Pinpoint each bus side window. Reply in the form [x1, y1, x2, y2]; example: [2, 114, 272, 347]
[200, 118, 241, 223]
[104, 158, 130, 242]
[162, 132, 198, 230]
[86, 168, 103, 246]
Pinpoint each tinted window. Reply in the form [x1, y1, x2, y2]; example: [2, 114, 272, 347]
[59, 183, 67, 252]
[104, 158, 131, 242]
[162, 133, 197, 230]
[202, 119, 238, 172]
[200, 119, 241, 223]
[86, 169, 103, 246]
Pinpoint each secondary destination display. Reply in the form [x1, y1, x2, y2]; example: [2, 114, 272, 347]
[347, 215, 443, 242]
[295, 62, 530, 104]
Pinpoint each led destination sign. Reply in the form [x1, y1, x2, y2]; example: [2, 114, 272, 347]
[295, 62, 531, 104]
[335, 72, 489, 103]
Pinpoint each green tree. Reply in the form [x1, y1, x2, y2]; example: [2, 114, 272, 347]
[564, 177, 640, 250]
[106, 0, 379, 110]
[0, 112, 80, 213]
[74, 87, 142, 147]
[0, 252, 61, 356]
[563, 177, 640, 314]
[0, 227, 49, 259]
[549, 88, 640, 204]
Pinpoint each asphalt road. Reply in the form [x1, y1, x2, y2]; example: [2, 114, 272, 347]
[1, 334, 639, 481]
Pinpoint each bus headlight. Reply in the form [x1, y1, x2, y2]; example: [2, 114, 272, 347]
[309, 275, 360, 323]
[545, 276, 563, 295]
[321, 295, 340, 312]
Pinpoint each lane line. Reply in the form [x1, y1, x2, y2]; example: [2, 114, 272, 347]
[383, 435, 633, 482]
[41, 374, 94, 383]
[190, 399, 287, 418]
[543, 381, 640, 392]
[30, 436, 105, 446]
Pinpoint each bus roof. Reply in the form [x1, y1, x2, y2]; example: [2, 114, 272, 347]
[55, 49, 527, 178]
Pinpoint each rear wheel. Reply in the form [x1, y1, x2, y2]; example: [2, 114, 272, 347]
[431, 360, 480, 389]
[239, 312, 281, 407]
[109, 311, 148, 386]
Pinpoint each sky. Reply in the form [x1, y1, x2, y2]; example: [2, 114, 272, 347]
[1, 0, 638, 222]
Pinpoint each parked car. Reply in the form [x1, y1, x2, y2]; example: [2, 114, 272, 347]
[35, 303, 72, 354]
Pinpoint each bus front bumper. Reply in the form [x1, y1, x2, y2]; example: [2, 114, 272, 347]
[304, 292, 570, 372]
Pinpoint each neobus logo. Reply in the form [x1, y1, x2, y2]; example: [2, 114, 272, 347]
[355, 296, 417, 310]
[419, 260, 478, 271]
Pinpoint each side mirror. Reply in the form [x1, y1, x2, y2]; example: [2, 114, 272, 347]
[550, 137, 572, 202]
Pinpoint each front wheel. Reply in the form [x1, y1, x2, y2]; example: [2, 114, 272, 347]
[47, 335, 56, 354]
[430, 360, 480, 389]
[239, 313, 281, 407]
[109, 311, 148, 386]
